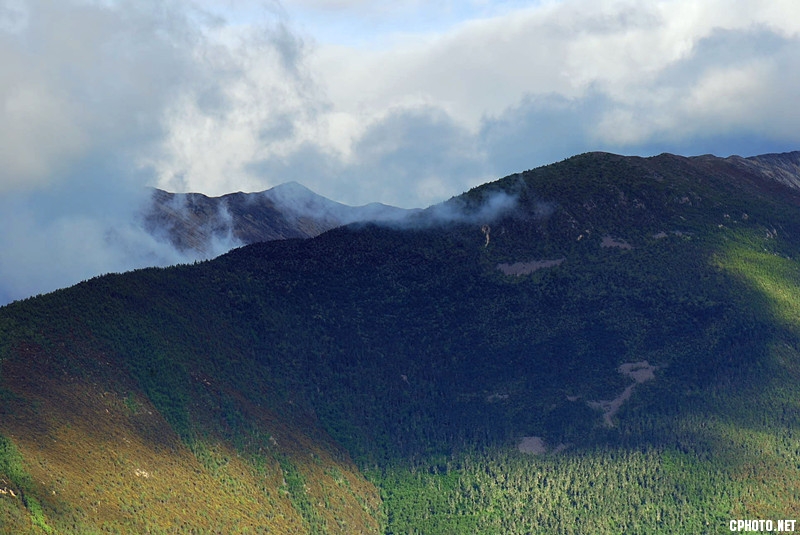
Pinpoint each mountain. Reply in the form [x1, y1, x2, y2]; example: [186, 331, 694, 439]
[726, 150, 800, 191]
[144, 181, 417, 256]
[3, 151, 800, 533]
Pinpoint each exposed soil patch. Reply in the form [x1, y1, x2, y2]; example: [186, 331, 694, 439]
[497, 258, 565, 276]
[653, 230, 691, 239]
[619, 361, 656, 383]
[517, 436, 569, 455]
[518, 436, 547, 454]
[601, 236, 632, 249]
[588, 361, 657, 427]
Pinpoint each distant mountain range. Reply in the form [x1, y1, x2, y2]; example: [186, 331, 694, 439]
[3, 150, 800, 533]
[144, 181, 418, 255]
[144, 152, 800, 259]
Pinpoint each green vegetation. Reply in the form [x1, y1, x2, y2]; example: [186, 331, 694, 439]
[278, 454, 328, 533]
[2, 151, 800, 532]
[0, 433, 53, 533]
[377, 448, 737, 534]
[0, 434, 32, 494]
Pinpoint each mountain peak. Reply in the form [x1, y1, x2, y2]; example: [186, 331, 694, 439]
[266, 181, 319, 198]
[144, 182, 417, 256]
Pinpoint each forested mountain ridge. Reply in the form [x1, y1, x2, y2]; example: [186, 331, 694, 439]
[3, 151, 800, 533]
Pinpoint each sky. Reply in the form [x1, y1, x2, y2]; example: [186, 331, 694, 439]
[1, 0, 800, 303]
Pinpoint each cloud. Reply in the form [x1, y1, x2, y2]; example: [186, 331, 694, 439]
[0, 187, 188, 305]
[0, 0, 200, 193]
[0, 0, 283, 304]
[347, 106, 490, 205]
[479, 93, 608, 176]
[149, 7, 325, 197]
[150, 0, 800, 208]
[311, 0, 800, 151]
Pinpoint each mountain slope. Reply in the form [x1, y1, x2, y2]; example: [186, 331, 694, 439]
[726, 150, 800, 191]
[144, 182, 416, 256]
[3, 151, 800, 533]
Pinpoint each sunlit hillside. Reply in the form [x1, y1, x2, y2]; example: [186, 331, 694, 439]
[3, 151, 800, 533]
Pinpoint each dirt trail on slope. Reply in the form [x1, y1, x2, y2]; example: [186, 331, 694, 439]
[588, 361, 657, 427]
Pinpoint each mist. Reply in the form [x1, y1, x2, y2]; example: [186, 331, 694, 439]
[0, 1, 254, 305]
[0, 185, 238, 306]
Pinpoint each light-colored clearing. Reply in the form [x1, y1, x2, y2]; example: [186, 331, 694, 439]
[619, 361, 656, 383]
[654, 230, 690, 239]
[601, 236, 632, 249]
[588, 361, 657, 427]
[517, 436, 569, 455]
[497, 258, 565, 276]
[518, 436, 547, 454]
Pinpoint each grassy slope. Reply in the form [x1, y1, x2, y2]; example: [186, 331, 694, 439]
[0, 267, 383, 533]
[2, 152, 800, 533]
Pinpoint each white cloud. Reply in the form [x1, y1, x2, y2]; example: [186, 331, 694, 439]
[0, 0, 201, 193]
[0, 0, 243, 303]
[0, 189, 195, 304]
[5, 0, 800, 205]
[137, 0, 800, 208]
[0, 0, 28, 33]
[0, 82, 88, 189]
[309, 0, 798, 130]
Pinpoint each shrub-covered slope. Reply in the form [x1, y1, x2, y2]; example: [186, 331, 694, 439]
[3, 151, 800, 533]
